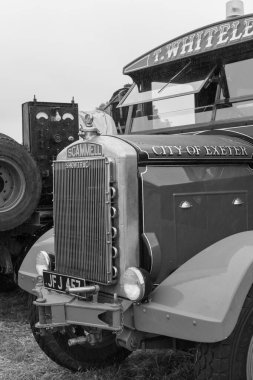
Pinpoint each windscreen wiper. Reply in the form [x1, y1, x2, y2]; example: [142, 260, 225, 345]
[158, 60, 191, 94]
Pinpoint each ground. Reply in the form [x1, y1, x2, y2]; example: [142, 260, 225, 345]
[0, 285, 194, 380]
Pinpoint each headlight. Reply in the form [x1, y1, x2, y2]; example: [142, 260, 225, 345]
[122, 267, 152, 302]
[36, 250, 50, 276]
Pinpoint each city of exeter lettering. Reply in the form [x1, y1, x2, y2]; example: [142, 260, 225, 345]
[151, 145, 248, 157]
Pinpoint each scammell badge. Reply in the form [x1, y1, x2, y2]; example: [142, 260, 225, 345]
[67, 142, 103, 158]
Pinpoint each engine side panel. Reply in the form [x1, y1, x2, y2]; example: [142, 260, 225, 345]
[140, 165, 253, 283]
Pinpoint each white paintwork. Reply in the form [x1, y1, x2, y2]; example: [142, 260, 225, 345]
[19, 227, 253, 343]
[18, 228, 54, 293]
[134, 231, 253, 342]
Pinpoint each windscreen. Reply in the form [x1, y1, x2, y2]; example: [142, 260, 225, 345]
[120, 62, 214, 106]
[120, 57, 253, 133]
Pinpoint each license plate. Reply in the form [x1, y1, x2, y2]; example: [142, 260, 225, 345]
[43, 271, 86, 292]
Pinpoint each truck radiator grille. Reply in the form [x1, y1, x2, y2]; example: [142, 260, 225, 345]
[53, 158, 112, 284]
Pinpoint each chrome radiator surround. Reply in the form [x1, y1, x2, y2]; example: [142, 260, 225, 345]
[53, 157, 114, 284]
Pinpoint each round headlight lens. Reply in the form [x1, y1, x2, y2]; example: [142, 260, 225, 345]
[36, 250, 50, 276]
[122, 267, 148, 301]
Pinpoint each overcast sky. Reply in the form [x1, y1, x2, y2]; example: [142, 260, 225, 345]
[1, 0, 252, 141]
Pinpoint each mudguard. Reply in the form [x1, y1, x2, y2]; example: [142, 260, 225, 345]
[133, 231, 253, 343]
[18, 228, 54, 294]
[19, 229, 253, 343]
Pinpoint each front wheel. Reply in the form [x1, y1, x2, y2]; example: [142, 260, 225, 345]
[28, 296, 130, 372]
[195, 285, 253, 380]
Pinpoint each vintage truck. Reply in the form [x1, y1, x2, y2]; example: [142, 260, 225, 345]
[18, 1, 253, 378]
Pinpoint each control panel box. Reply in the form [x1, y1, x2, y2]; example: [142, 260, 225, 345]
[22, 99, 79, 207]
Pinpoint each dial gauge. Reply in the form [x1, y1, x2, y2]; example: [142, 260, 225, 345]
[36, 112, 48, 120]
[62, 113, 74, 121]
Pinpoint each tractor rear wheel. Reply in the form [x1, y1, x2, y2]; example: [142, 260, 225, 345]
[0, 134, 41, 231]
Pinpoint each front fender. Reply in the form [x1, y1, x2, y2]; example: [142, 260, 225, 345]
[18, 228, 54, 294]
[134, 231, 253, 342]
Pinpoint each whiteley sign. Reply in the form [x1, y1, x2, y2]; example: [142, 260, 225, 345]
[124, 15, 253, 73]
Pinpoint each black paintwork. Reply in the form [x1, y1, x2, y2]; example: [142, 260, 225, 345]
[118, 134, 253, 165]
[117, 133, 253, 283]
[139, 164, 253, 283]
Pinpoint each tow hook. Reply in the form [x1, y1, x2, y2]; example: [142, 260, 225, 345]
[66, 284, 100, 296]
[68, 329, 102, 346]
[68, 336, 88, 346]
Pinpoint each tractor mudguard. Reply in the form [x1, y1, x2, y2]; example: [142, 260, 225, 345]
[133, 231, 253, 343]
[18, 228, 54, 294]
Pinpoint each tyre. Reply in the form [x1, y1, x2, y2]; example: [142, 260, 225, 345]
[0, 135, 41, 231]
[28, 295, 130, 371]
[0, 274, 17, 292]
[195, 285, 253, 380]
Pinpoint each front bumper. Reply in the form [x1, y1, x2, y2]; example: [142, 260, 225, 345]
[34, 288, 124, 331]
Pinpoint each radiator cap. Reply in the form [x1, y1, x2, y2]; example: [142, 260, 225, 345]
[79, 112, 101, 140]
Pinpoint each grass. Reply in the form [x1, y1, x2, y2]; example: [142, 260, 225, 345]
[0, 285, 194, 380]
